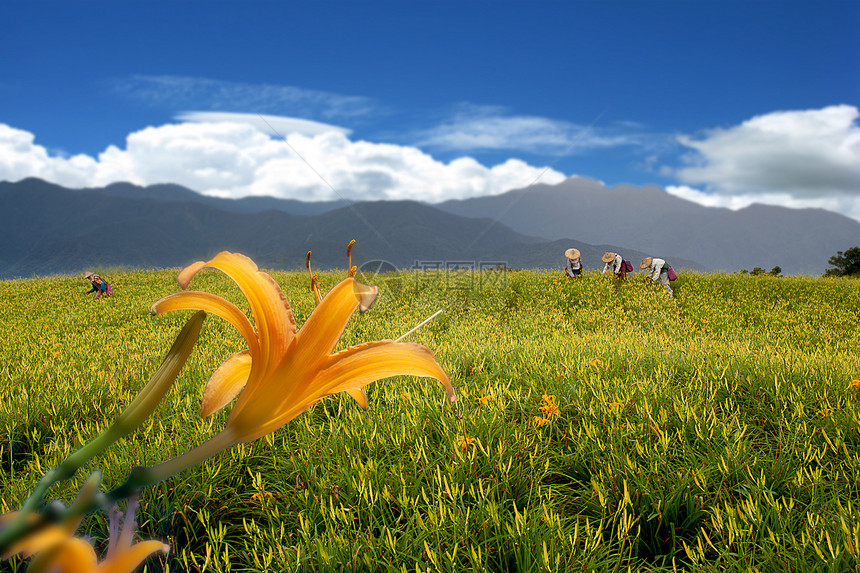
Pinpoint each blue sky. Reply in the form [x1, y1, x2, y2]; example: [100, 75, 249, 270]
[2, 1, 858, 218]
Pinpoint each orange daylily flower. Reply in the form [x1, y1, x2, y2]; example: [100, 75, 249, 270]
[0, 511, 77, 563]
[151, 250, 455, 447]
[540, 403, 561, 417]
[539, 394, 560, 417]
[1, 471, 103, 562]
[2, 482, 167, 573]
[457, 435, 477, 450]
[31, 496, 168, 573]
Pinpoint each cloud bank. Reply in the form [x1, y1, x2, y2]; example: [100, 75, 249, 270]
[415, 105, 643, 153]
[3, 103, 858, 219]
[0, 118, 567, 202]
[667, 105, 860, 220]
[175, 111, 352, 138]
[108, 75, 376, 121]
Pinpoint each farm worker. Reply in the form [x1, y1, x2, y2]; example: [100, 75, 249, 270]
[640, 257, 673, 299]
[601, 252, 628, 280]
[85, 271, 108, 299]
[564, 248, 584, 278]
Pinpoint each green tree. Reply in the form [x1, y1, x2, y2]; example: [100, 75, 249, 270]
[770, 266, 782, 276]
[824, 246, 860, 276]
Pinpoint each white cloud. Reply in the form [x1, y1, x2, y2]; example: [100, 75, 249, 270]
[663, 105, 860, 221]
[674, 105, 860, 198]
[415, 106, 640, 153]
[0, 124, 99, 188]
[666, 184, 860, 221]
[175, 111, 352, 137]
[0, 118, 567, 203]
[108, 75, 375, 120]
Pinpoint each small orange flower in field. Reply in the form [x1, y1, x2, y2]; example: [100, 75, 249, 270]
[589, 358, 601, 367]
[457, 435, 477, 450]
[478, 394, 493, 406]
[532, 416, 549, 427]
[608, 401, 623, 410]
[540, 403, 560, 417]
[539, 394, 560, 417]
[251, 492, 273, 505]
[851, 379, 860, 389]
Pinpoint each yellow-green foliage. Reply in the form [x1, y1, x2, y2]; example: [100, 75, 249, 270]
[1, 269, 859, 572]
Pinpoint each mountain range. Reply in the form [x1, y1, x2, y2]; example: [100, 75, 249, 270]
[0, 178, 698, 280]
[435, 178, 860, 275]
[1, 176, 856, 279]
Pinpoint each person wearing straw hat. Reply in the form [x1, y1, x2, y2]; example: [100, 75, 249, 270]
[601, 252, 627, 280]
[85, 271, 108, 299]
[640, 256, 673, 299]
[564, 248, 584, 279]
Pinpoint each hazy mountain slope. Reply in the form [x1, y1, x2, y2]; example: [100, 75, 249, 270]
[0, 181, 304, 276]
[84, 179, 348, 216]
[3, 180, 685, 279]
[6, 176, 853, 276]
[436, 177, 860, 274]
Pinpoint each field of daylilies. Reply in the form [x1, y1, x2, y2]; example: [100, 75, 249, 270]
[1, 263, 859, 572]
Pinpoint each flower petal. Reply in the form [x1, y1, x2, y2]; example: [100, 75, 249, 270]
[317, 341, 456, 403]
[177, 252, 296, 372]
[201, 350, 253, 417]
[27, 538, 98, 573]
[344, 388, 368, 410]
[231, 340, 454, 441]
[228, 278, 376, 432]
[293, 278, 376, 367]
[177, 260, 208, 289]
[151, 291, 260, 359]
[98, 540, 170, 573]
[0, 518, 68, 560]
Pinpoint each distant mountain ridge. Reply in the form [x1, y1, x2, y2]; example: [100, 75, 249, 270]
[1, 178, 702, 279]
[91, 180, 349, 216]
[76, 176, 860, 274]
[435, 177, 860, 275]
[3, 176, 852, 277]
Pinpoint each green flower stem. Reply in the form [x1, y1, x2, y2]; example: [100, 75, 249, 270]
[0, 312, 205, 554]
[37, 428, 237, 530]
[105, 429, 237, 502]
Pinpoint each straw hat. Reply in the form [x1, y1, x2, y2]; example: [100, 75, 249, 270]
[565, 248, 581, 260]
[601, 252, 616, 264]
[84, 271, 95, 279]
[640, 257, 653, 269]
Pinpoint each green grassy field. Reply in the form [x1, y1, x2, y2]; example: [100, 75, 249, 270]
[1, 267, 859, 572]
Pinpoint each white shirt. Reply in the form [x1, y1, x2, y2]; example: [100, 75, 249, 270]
[645, 258, 667, 281]
[602, 254, 622, 275]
